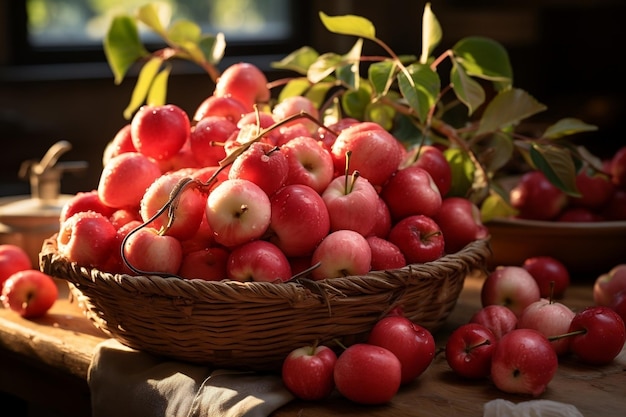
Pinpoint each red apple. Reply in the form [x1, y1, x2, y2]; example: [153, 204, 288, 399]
[388, 215, 445, 264]
[331, 122, 404, 186]
[510, 170, 568, 220]
[205, 178, 271, 248]
[610, 290, 626, 324]
[228, 141, 289, 196]
[381, 166, 442, 221]
[567, 306, 626, 365]
[602, 189, 626, 220]
[480, 266, 541, 318]
[0, 244, 33, 289]
[193, 95, 247, 123]
[213, 62, 270, 112]
[122, 226, 183, 275]
[57, 211, 117, 269]
[445, 323, 497, 379]
[1, 270, 58, 318]
[593, 264, 626, 306]
[315, 117, 360, 150]
[311, 230, 372, 280]
[490, 328, 558, 396]
[333, 343, 402, 405]
[557, 207, 603, 222]
[98, 152, 163, 209]
[433, 197, 488, 254]
[268, 184, 330, 257]
[321, 173, 378, 236]
[102, 123, 136, 165]
[131, 104, 190, 161]
[178, 247, 229, 281]
[368, 315, 436, 384]
[227, 240, 292, 282]
[281, 344, 337, 401]
[522, 256, 570, 299]
[369, 196, 392, 239]
[609, 145, 626, 188]
[281, 136, 335, 194]
[272, 95, 319, 135]
[59, 190, 116, 223]
[469, 304, 518, 340]
[569, 167, 615, 210]
[140, 172, 207, 241]
[366, 236, 406, 271]
[402, 145, 452, 197]
[517, 299, 575, 356]
[189, 115, 237, 167]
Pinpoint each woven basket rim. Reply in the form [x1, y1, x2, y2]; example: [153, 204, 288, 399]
[40, 235, 492, 301]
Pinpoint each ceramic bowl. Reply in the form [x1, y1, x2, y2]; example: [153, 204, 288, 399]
[487, 218, 626, 277]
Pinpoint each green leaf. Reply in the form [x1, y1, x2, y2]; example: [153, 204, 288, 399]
[335, 38, 363, 90]
[450, 60, 485, 115]
[122, 56, 163, 119]
[167, 19, 201, 44]
[397, 63, 441, 123]
[543, 118, 598, 139]
[319, 12, 376, 40]
[477, 131, 515, 173]
[104, 15, 148, 84]
[452, 36, 513, 89]
[341, 85, 371, 119]
[420, 3, 442, 64]
[305, 81, 335, 108]
[481, 192, 517, 222]
[146, 66, 171, 106]
[307, 52, 342, 83]
[271, 46, 319, 75]
[364, 101, 395, 131]
[530, 143, 580, 196]
[136, 3, 167, 36]
[444, 147, 475, 198]
[199, 32, 226, 64]
[476, 88, 547, 136]
[278, 78, 311, 101]
[368, 60, 396, 97]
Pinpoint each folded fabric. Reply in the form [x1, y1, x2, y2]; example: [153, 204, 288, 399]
[483, 399, 584, 417]
[88, 339, 295, 417]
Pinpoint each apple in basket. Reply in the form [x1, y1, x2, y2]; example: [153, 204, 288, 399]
[381, 165, 442, 221]
[322, 173, 379, 236]
[311, 230, 371, 280]
[212, 62, 270, 112]
[189, 115, 237, 167]
[280, 135, 335, 194]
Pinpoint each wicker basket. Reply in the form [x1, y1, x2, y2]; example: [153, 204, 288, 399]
[40, 236, 491, 371]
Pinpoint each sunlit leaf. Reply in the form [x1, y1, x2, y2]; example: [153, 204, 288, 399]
[368, 60, 396, 97]
[307, 52, 342, 83]
[122, 56, 163, 119]
[397, 63, 440, 123]
[543, 118, 598, 139]
[530, 143, 580, 196]
[319, 12, 376, 40]
[104, 15, 148, 84]
[476, 88, 546, 136]
[271, 46, 319, 75]
[278, 78, 311, 101]
[305, 81, 335, 108]
[420, 3, 442, 64]
[167, 19, 201, 44]
[365, 102, 395, 131]
[481, 192, 517, 222]
[199, 32, 225, 64]
[146, 66, 171, 106]
[452, 36, 513, 89]
[450, 60, 485, 115]
[136, 3, 167, 36]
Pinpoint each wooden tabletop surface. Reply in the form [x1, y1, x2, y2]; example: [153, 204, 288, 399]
[1, 273, 624, 417]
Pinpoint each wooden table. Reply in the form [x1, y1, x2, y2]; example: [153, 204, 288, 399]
[1, 274, 624, 417]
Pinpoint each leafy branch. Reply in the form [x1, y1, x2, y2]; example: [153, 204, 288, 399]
[104, 3, 225, 119]
[271, 4, 599, 220]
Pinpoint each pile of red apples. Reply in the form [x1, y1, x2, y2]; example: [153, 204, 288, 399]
[55, 62, 489, 282]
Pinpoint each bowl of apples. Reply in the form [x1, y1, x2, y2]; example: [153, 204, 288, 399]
[487, 150, 626, 276]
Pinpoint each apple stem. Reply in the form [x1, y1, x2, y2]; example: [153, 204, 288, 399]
[344, 150, 352, 177]
[467, 339, 492, 352]
[333, 338, 348, 351]
[548, 329, 586, 342]
[549, 281, 555, 304]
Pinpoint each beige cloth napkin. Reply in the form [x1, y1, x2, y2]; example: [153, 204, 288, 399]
[88, 339, 294, 417]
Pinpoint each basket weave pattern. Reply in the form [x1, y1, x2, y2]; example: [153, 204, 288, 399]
[40, 237, 491, 371]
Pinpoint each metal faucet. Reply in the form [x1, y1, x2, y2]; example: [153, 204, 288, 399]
[19, 140, 88, 204]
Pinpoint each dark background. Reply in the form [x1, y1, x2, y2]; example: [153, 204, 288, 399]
[1, 0, 624, 198]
